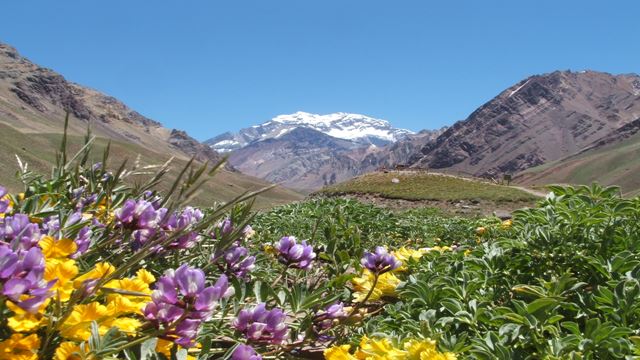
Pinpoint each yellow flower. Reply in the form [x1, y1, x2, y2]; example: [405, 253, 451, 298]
[45, 258, 79, 302]
[0, 194, 13, 218]
[136, 268, 156, 285]
[60, 302, 110, 341]
[102, 317, 142, 335]
[104, 277, 152, 316]
[263, 244, 278, 256]
[475, 227, 486, 235]
[501, 219, 513, 229]
[352, 270, 401, 302]
[54, 342, 83, 360]
[0, 333, 40, 360]
[156, 339, 197, 360]
[40, 236, 78, 259]
[392, 247, 427, 271]
[355, 336, 406, 360]
[404, 339, 457, 360]
[6, 300, 48, 332]
[94, 204, 114, 224]
[464, 249, 472, 257]
[73, 262, 115, 290]
[324, 345, 358, 360]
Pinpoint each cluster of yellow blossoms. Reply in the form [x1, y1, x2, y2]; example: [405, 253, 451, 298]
[0, 235, 156, 360]
[325, 336, 457, 360]
[351, 246, 452, 302]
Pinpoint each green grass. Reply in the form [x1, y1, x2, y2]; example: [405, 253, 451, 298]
[319, 171, 540, 202]
[0, 122, 304, 209]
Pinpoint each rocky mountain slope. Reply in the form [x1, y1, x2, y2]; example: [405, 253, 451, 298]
[0, 42, 222, 163]
[409, 70, 640, 178]
[210, 111, 432, 191]
[0, 41, 302, 206]
[227, 127, 366, 192]
[516, 116, 640, 196]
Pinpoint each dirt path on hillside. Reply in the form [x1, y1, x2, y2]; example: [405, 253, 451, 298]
[509, 185, 549, 198]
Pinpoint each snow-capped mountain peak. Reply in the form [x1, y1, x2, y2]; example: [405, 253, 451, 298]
[206, 112, 413, 152]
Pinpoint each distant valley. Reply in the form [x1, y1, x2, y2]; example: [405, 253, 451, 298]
[3, 38, 640, 198]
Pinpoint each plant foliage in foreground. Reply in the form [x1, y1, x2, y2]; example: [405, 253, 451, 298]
[0, 124, 639, 359]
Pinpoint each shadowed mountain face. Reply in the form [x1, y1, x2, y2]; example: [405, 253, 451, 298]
[409, 70, 640, 178]
[228, 127, 364, 192]
[225, 123, 444, 192]
[213, 111, 444, 192]
[0, 42, 220, 164]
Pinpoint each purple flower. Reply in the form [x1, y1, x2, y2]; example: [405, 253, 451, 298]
[213, 244, 256, 279]
[232, 344, 262, 360]
[173, 319, 201, 347]
[165, 207, 204, 250]
[233, 303, 288, 344]
[0, 214, 41, 250]
[71, 226, 92, 258]
[143, 265, 234, 347]
[174, 264, 206, 298]
[0, 246, 53, 312]
[275, 236, 316, 270]
[115, 199, 163, 229]
[71, 186, 85, 201]
[213, 219, 254, 241]
[314, 302, 348, 331]
[0, 186, 11, 214]
[0, 247, 19, 279]
[360, 246, 401, 274]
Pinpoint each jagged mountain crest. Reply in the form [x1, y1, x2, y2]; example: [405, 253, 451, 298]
[205, 111, 413, 152]
[409, 70, 640, 177]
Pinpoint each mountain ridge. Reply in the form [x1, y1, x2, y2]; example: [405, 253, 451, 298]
[408, 70, 640, 178]
[205, 111, 414, 152]
[0, 41, 302, 206]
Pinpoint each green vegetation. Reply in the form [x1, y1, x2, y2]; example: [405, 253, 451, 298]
[321, 171, 539, 202]
[252, 185, 640, 359]
[2, 122, 640, 359]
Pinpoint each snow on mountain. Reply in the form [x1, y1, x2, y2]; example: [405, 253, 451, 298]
[205, 111, 413, 153]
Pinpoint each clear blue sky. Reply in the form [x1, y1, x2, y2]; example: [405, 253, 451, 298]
[1, 1, 639, 140]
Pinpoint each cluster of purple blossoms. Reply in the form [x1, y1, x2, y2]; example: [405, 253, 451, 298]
[71, 186, 98, 211]
[163, 206, 204, 250]
[143, 264, 234, 347]
[0, 245, 53, 312]
[232, 344, 262, 360]
[115, 198, 206, 251]
[275, 236, 316, 270]
[115, 198, 165, 230]
[212, 244, 256, 280]
[233, 303, 289, 344]
[0, 214, 41, 251]
[313, 302, 348, 331]
[361, 246, 402, 274]
[72, 226, 93, 258]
